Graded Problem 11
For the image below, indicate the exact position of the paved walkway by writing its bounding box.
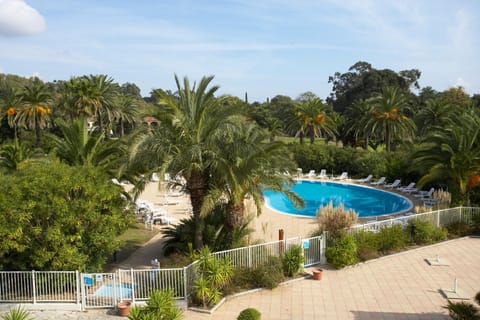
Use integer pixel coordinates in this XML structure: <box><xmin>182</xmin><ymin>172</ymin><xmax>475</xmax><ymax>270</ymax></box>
<box><xmin>2</xmin><ymin>237</ymin><xmax>479</xmax><ymax>319</ymax></box>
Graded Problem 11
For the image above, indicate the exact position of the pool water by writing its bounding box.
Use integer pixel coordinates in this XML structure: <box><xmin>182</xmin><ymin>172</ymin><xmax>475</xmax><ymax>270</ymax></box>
<box><xmin>94</xmin><ymin>283</ymin><xmax>133</xmax><ymax>299</ymax></box>
<box><xmin>264</xmin><ymin>180</ymin><xmax>412</xmax><ymax>218</ymax></box>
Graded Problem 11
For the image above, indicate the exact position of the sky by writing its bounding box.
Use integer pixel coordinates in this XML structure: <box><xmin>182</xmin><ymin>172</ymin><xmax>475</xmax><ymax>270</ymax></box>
<box><xmin>0</xmin><ymin>0</ymin><xmax>479</xmax><ymax>102</ymax></box>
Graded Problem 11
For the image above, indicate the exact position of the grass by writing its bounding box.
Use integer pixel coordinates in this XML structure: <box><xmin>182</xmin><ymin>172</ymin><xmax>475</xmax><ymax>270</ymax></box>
<box><xmin>110</xmin><ymin>223</ymin><xmax>160</xmax><ymax>265</ymax></box>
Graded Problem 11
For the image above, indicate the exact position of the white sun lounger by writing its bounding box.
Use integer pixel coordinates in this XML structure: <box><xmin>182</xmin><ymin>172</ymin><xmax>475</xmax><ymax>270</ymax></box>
<box><xmin>333</xmin><ymin>172</ymin><xmax>348</xmax><ymax>180</ymax></box>
<box><xmin>358</xmin><ymin>174</ymin><xmax>373</xmax><ymax>183</ymax></box>
<box><xmin>371</xmin><ymin>177</ymin><xmax>386</xmax><ymax>185</ymax></box>
<box><xmin>385</xmin><ymin>179</ymin><xmax>401</xmax><ymax>188</ymax></box>
<box><xmin>317</xmin><ymin>169</ymin><xmax>328</xmax><ymax>179</ymax></box>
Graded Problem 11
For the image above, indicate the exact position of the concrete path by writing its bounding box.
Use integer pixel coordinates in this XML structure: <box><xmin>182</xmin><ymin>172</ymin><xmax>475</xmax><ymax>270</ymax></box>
<box><xmin>2</xmin><ymin>237</ymin><xmax>479</xmax><ymax>319</ymax></box>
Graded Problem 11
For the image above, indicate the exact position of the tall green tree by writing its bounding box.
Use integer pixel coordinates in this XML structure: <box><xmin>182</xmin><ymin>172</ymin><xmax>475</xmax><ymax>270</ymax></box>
<box><xmin>412</xmin><ymin>114</ymin><xmax>480</xmax><ymax>205</ymax></box>
<box><xmin>130</xmin><ymin>75</ymin><xmax>239</xmax><ymax>249</ymax></box>
<box><xmin>345</xmin><ymin>99</ymin><xmax>374</xmax><ymax>149</ymax></box>
<box><xmin>15</xmin><ymin>79</ymin><xmax>52</xmax><ymax>148</ymax></box>
<box><xmin>366</xmin><ymin>86</ymin><xmax>416</xmax><ymax>153</ymax></box>
<box><xmin>415</xmin><ymin>98</ymin><xmax>459</xmax><ymax>136</ymax></box>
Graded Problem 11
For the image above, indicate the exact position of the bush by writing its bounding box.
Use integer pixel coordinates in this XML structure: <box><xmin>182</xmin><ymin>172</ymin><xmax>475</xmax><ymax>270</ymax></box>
<box><xmin>237</xmin><ymin>308</ymin><xmax>261</xmax><ymax>320</ymax></box>
<box><xmin>354</xmin><ymin>230</ymin><xmax>380</xmax><ymax>261</ymax></box>
<box><xmin>0</xmin><ymin>306</ymin><xmax>33</xmax><ymax>320</ymax></box>
<box><xmin>407</xmin><ymin>220</ymin><xmax>448</xmax><ymax>245</ymax></box>
<box><xmin>445</xmin><ymin>221</ymin><xmax>473</xmax><ymax>237</ymax></box>
<box><xmin>282</xmin><ymin>245</ymin><xmax>304</xmax><ymax>277</ymax></box>
<box><xmin>127</xmin><ymin>289</ymin><xmax>183</xmax><ymax>320</ymax></box>
<box><xmin>326</xmin><ymin>235</ymin><xmax>358</xmax><ymax>269</ymax></box>
<box><xmin>251</xmin><ymin>256</ymin><xmax>284</xmax><ymax>289</ymax></box>
<box><xmin>376</xmin><ymin>225</ymin><xmax>407</xmax><ymax>253</ymax></box>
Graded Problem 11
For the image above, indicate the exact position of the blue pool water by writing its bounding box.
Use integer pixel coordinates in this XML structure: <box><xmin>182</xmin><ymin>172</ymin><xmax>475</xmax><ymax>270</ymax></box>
<box><xmin>264</xmin><ymin>180</ymin><xmax>412</xmax><ymax>218</ymax></box>
<box><xmin>94</xmin><ymin>283</ymin><xmax>133</xmax><ymax>299</ymax></box>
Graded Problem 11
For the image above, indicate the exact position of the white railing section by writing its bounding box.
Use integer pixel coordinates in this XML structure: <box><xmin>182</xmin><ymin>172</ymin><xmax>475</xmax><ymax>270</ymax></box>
<box><xmin>0</xmin><ymin>206</ymin><xmax>478</xmax><ymax>310</ymax></box>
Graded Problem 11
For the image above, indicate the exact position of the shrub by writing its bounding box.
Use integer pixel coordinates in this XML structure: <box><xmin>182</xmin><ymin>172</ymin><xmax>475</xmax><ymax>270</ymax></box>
<box><xmin>282</xmin><ymin>245</ymin><xmax>304</xmax><ymax>277</ymax></box>
<box><xmin>376</xmin><ymin>225</ymin><xmax>407</xmax><ymax>253</ymax></box>
<box><xmin>0</xmin><ymin>307</ymin><xmax>33</xmax><ymax>320</ymax></box>
<box><xmin>127</xmin><ymin>289</ymin><xmax>183</xmax><ymax>320</ymax></box>
<box><xmin>251</xmin><ymin>256</ymin><xmax>284</xmax><ymax>289</ymax></box>
<box><xmin>445</xmin><ymin>221</ymin><xmax>473</xmax><ymax>237</ymax></box>
<box><xmin>354</xmin><ymin>230</ymin><xmax>380</xmax><ymax>261</ymax></box>
<box><xmin>407</xmin><ymin>220</ymin><xmax>448</xmax><ymax>245</ymax></box>
<box><xmin>326</xmin><ymin>235</ymin><xmax>358</xmax><ymax>269</ymax></box>
<box><xmin>237</xmin><ymin>308</ymin><xmax>261</xmax><ymax>320</ymax></box>
<box><xmin>317</xmin><ymin>201</ymin><xmax>358</xmax><ymax>240</ymax></box>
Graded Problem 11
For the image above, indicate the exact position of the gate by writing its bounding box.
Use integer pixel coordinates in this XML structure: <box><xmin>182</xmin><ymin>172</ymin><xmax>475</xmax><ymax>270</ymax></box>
<box><xmin>81</xmin><ymin>272</ymin><xmax>121</xmax><ymax>309</ymax></box>
<box><xmin>302</xmin><ymin>234</ymin><xmax>326</xmax><ymax>266</ymax></box>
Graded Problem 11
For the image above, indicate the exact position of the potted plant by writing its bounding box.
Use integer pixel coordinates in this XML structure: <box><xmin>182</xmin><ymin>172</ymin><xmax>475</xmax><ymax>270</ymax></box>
<box><xmin>312</xmin><ymin>268</ymin><xmax>323</xmax><ymax>281</ymax></box>
<box><xmin>117</xmin><ymin>300</ymin><xmax>132</xmax><ymax>316</ymax></box>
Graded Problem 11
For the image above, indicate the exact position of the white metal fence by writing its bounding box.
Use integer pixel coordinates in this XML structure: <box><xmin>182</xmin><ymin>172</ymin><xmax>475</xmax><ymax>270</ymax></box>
<box><xmin>0</xmin><ymin>206</ymin><xmax>477</xmax><ymax>310</ymax></box>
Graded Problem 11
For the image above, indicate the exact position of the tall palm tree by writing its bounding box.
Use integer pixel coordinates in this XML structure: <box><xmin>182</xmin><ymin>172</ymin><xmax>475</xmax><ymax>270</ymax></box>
<box><xmin>263</xmin><ymin>117</ymin><xmax>283</xmax><ymax>142</ymax></box>
<box><xmin>366</xmin><ymin>86</ymin><xmax>416</xmax><ymax>153</ymax></box>
<box><xmin>202</xmin><ymin>122</ymin><xmax>302</xmax><ymax>230</ymax></box>
<box><xmin>345</xmin><ymin>99</ymin><xmax>375</xmax><ymax>149</ymax></box>
<box><xmin>0</xmin><ymin>82</ymin><xmax>23</xmax><ymax>139</ymax></box>
<box><xmin>412</xmin><ymin>114</ymin><xmax>480</xmax><ymax>204</ymax></box>
<box><xmin>15</xmin><ymin>79</ymin><xmax>52</xmax><ymax>148</ymax></box>
<box><xmin>111</xmin><ymin>93</ymin><xmax>139</xmax><ymax>137</ymax></box>
<box><xmin>130</xmin><ymin>75</ymin><xmax>239</xmax><ymax>249</ymax></box>
<box><xmin>295</xmin><ymin>98</ymin><xmax>336</xmax><ymax>144</ymax></box>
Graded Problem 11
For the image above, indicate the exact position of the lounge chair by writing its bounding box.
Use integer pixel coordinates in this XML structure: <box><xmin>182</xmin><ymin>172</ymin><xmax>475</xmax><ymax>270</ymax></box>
<box><xmin>414</xmin><ymin>187</ymin><xmax>435</xmax><ymax>199</ymax></box>
<box><xmin>305</xmin><ymin>170</ymin><xmax>316</xmax><ymax>178</ymax></box>
<box><xmin>162</xmin><ymin>195</ymin><xmax>181</xmax><ymax>205</ymax></box>
<box><xmin>397</xmin><ymin>182</ymin><xmax>416</xmax><ymax>192</ymax></box>
<box><xmin>317</xmin><ymin>169</ymin><xmax>328</xmax><ymax>179</ymax></box>
<box><xmin>371</xmin><ymin>177</ymin><xmax>386</xmax><ymax>185</ymax></box>
<box><xmin>333</xmin><ymin>172</ymin><xmax>348</xmax><ymax>180</ymax></box>
<box><xmin>358</xmin><ymin>174</ymin><xmax>373</xmax><ymax>183</ymax></box>
<box><xmin>385</xmin><ymin>179</ymin><xmax>401</xmax><ymax>189</ymax></box>
<box><xmin>151</xmin><ymin>173</ymin><xmax>160</xmax><ymax>182</ymax></box>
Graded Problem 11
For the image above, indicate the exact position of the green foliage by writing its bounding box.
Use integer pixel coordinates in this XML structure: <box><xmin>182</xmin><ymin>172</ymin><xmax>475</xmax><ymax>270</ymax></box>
<box><xmin>0</xmin><ymin>162</ymin><xmax>131</xmax><ymax>271</ymax></box>
<box><xmin>444</xmin><ymin>299</ymin><xmax>480</xmax><ymax>320</ymax></box>
<box><xmin>445</xmin><ymin>221</ymin><xmax>473</xmax><ymax>237</ymax></box>
<box><xmin>191</xmin><ymin>247</ymin><xmax>233</xmax><ymax>308</ymax></box>
<box><xmin>250</xmin><ymin>256</ymin><xmax>285</xmax><ymax>289</ymax></box>
<box><xmin>376</xmin><ymin>225</ymin><xmax>407</xmax><ymax>253</ymax></box>
<box><xmin>162</xmin><ymin>204</ymin><xmax>253</xmax><ymax>256</ymax></box>
<box><xmin>0</xmin><ymin>307</ymin><xmax>33</xmax><ymax>320</ymax></box>
<box><xmin>127</xmin><ymin>289</ymin><xmax>183</xmax><ymax>320</ymax></box>
<box><xmin>354</xmin><ymin>230</ymin><xmax>380</xmax><ymax>261</ymax></box>
<box><xmin>282</xmin><ymin>245</ymin><xmax>304</xmax><ymax>277</ymax></box>
<box><xmin>237</xmin><ymin>308</ymin><xmax>262</xmax><ymax>320</ymax></box>
<box><xmin>407</xmin><ymin>220</ymin><xmax>448</xmax><ymax>245</ymax></box>
<box><xmin>326</xmin><ymin>235</ymin><xmax>358</xmax><ymax>269</ymax></box>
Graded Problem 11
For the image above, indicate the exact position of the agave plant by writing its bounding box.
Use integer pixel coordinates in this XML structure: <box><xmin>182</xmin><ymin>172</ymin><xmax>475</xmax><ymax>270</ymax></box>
<box><xmin>0</xmin><ymin>307</ymin><xmax>33</xmax><ymax>320</ymax></box>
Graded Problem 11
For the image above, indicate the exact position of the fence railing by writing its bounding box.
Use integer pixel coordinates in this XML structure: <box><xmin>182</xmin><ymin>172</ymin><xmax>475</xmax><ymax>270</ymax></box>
<box><xmin>1</xmin><ymin>206</ymin><xmax>477</xmax><ymax>310</ymax></box>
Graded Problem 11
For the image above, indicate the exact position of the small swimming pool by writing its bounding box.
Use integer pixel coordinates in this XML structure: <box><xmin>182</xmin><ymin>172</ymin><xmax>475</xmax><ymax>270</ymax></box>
<box><xmin>264</xmin><ymin>180</ymin><xmax>412</xmax><ymax>218</ymax></box>
<box><xmin>94</xmin><ymin>283</ymin><xmax>132</xmax><ymax>299</ymax></box>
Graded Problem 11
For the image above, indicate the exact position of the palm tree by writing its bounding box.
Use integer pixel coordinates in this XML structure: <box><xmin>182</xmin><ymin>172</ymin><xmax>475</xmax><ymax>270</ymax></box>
<box><xmin>15</xmin><ymin>78</ymin><xmax>52</xmax><ymax>148</ymax></box>
<box><xmin>412</xmin><ymin>114</ymin><xmax>480</xmax><ymax>204</ymax></box>
<box><xmin>202</xmin><ymin>122</ymin><xmax>302</xmax><ymax>230</ymax></box>
<box><xmin>111</xmin><ymin>93</ymin><xmax>139</xmax><ymax>137</ymax></box>
<box><xmin>0</xmin><ymin>139</ymin><xmax>36</xmax><ymax>171</ymax></box>
<box><xmin>345</xmin><ymin>99</ymin><xmax>374</xmax><ymax>149</ymax></box>
<box><xmin>0</xmin><ymin>82</ymin><xmax>23</xmax><ymax>139</ymax></box>
<box><xmin>295</xmin><ymin>98</ymin><xmax>336</xmax><ymax>144</ymax></box>
<box><xmin>415</xmin><ymin>98</ymin><xmax>459</xmax><ymax>136</ymax></box>
<box><xmin>49</xmin><ymin>118</ymin><xmax>126</xmax><ymax>174</ymax></box>
<box><xmin>263</xmin><ymin>117</ymin><xmax>283</xmax><ymax>142</ymax></box>
<box><xmin>366</xmin><ymin>86</ymin><xmax>416</xmax><ymax>153</ymax></box>
<box><xmin>129</xmin><ymin>75</ymin><xmax>239</xmax><ymax>249</ymax></box>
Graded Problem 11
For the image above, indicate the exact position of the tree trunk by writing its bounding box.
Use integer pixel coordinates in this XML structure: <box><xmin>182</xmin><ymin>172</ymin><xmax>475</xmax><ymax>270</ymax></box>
<box><xmin>226</xmin><ymin>201</ymin><xmax>245</xmax><ymax>230</ymax></box>
<box><xmin>35</xmin><ymin>117</ymin><xmax>41</xmax><ymax>148</ymax></box>
<box><xmin>187</xmin><ymin>171</ymin><xmax>207</xmax><ymax>249</ymax></box>
<box><xmin>299</xmin><ymin>132</ymin><xmax>304</xmax><ymax>145</ymax></box>
<box><xmin>385</xmin><ymin>125</ymin><xmax>390</xmax><ymax>153</ymax></box>
<box><xmin>310</xmin><ymin>130</ymin><xmax>315</xmax><ymax>145</ymax></box>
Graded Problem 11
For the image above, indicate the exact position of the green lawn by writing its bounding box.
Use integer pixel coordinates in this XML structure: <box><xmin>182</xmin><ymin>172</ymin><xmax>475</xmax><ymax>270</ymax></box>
<box><xmin>111</xmin><ymin>223</ymin><xmax>160</xmax><ymax>264</ymax></box>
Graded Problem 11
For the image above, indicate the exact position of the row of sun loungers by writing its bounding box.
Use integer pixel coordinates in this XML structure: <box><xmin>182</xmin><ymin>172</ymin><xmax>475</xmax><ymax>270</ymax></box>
<box><xmin>299</xmin><ymin>169</ymin><xmax>348</xmax><ymax>180</ymax></box>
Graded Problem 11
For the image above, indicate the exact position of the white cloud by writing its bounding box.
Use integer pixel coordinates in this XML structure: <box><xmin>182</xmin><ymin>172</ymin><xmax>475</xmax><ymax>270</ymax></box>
<box><xmin>0</xmin><ymin>0</ymin><xmax>46</xmax><ymax>36</ymax></box>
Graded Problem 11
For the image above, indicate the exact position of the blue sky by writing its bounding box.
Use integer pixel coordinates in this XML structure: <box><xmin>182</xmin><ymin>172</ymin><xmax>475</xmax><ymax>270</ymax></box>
<box><xmin>0</xmin><ymin>0</ymin><xmax>479</xmax><ymax>102</ymax></box>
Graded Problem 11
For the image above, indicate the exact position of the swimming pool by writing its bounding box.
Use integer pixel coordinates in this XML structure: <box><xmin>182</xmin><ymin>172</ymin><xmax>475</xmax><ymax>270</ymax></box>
<box><xmin>94</xmin><ymin>283</ymin><xmax>133</xmax><ymax>299</ymax></box>
<box><xmin>264</xmin><ymin>180</ymin><xmax>413</xmax><ymax>218</ymax></box>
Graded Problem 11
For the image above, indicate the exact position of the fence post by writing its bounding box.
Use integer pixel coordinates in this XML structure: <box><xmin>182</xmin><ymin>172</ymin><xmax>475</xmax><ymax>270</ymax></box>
<box><xmin>320</xmin><ymin>232</ymin><xmax>327</xmax><ymax>264</ymax></box>
<box><xmin>248</xmin><ymin>245</ymin><xmax>252</xmax><ymax>268</ymax></box>
<box><xmin>31</xmin><ymin>270</ymin><xmax>36</xmax><ymax>304</ymax></box>
<box><xmin>130</xmin><ymin>269</ymin><xmax>135</xmax><ymax>304</ymax></box>
<box><xmin>183</xmin><ymin>266</ymin><xmax>188</xmax><ymax>303</ymax></box>
<box><xmin>80</xmin><ymin>273</ymin><xmax>86</xmax><ymax>311</ymax></box>
<box><xmin>75</xmin><ymin>270</ymin><xmax>81</xmax><ymax>307</ymax></box>
<box><xmin>279</xmin><ymin>229</ymin><xmax>284</xmax><ymax>256</ymax></box>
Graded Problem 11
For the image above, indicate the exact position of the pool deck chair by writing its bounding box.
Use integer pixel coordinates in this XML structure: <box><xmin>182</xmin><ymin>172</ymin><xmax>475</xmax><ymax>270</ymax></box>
<box><xmin>385</xmin><ymin>179</ymin><xmax>401</xmax><ymax>189</ymax></box>
<box><xmin>414</xmin><ymin>187</ymin><xmax>435</xmax><ymax>199</ymax></box>
<box><xmin>398</xmin><ymin>182</ymin><xmax>417</xmax><ymax>193</ymax></box>
<box><xmin>317</xmin><ymin>169</ymin><xmax>328</xmax><ymax>179</ymax></box>
<box><xmin>305</xmin><ymin>170</ymin><xmax>316</xmax><ymax>178</ymax></box>
<box><xmin>358</xmin><ymin>174</ymin><xmax>373</xmax><ymax>183</ymax></box>
<box><xmin>371</xmin><ymin>177</ymin><xmax>386</xmax><ymax>186</ymax></box>
<box><xmin>334</xmin><ymin>172</ymin><xmax>348</xmax><ymax>180</ymax></box>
